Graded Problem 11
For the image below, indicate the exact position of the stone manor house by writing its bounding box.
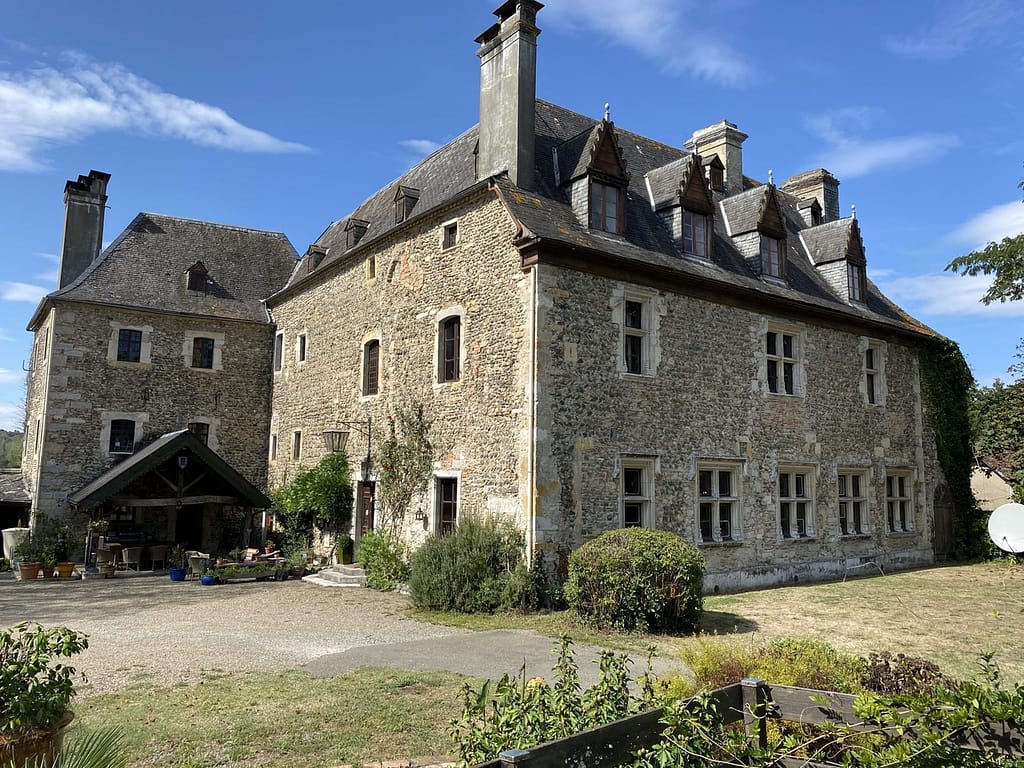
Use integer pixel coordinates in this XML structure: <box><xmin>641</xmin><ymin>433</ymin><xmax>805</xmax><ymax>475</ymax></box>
<box><xmin>20</xmin><ymin>1</ymin><xmax>954</xmax><ymax>591</ymax></box>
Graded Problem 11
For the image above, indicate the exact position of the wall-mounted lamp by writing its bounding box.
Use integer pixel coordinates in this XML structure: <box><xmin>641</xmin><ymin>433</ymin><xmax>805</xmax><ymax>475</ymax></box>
<box><xmin>323</xmin><ymin>416</ymin><xmax>373</xmax><ymax>474</ymax></box>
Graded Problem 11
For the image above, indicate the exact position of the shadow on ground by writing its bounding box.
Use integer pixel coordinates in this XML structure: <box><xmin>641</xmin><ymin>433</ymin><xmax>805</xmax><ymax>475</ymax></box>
<box><xmin>698</xmin><ymin>611</ymin><xmax>759</xmax><ymax>635</ymax></box>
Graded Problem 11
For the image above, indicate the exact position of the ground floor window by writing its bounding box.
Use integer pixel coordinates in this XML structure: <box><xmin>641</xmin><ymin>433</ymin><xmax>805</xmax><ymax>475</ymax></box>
<box><xmin>779</xmin><ymin>468</ymin><xmax>814</xmax><ymax>539</ymax></box>
<box><xmin>437</xmin><ymin>477</ymin><xmax>458</xmax><ymax>535</ymax></box>
<box><xmin>621</xmin><ymin>457</ymin><xmax>654</xmax><ymax>528</ymax></box>
<box><xmin>109</xmin><ymin>419</ymin><xmax>136</xmax><ymax>454</ymax></box>
<box><xmin>886</xmin><ymin>471</ymin><xmax>913</xmax><ymax>532</ymax></box>
<box><xmin>838</xmin><ymin>470</ymin><xmax>868</xmax><ymax>535</ymax></box>
<box><xmin>697</xmin><ymin>463</ymin><xmax>740</xmax><ymax>543</ymax></box>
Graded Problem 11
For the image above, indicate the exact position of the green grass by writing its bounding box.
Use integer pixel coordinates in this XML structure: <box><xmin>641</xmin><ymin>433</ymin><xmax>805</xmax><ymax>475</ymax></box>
<box><xmin>73</xmin><ymin>667</ymin><xmax>480</xmax><ymax>768</ymax></box>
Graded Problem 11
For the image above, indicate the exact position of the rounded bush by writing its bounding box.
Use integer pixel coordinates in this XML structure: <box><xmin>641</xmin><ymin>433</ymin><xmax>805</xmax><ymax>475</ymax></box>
<box><xmin>564</xmin><ymin>528</ymin><xmax>704</xmax><ymax>633</ymax></box>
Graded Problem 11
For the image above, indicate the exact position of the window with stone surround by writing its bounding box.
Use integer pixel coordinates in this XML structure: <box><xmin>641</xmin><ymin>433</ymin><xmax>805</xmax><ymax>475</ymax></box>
<box><xmin>765</xmin><ymin>326</ymin><xmax>802</xmax><ymax>396</ymax></box>
<box><xmin>885</xmin><ymin>469</ymin><xmax>914</xmax><ymax>533</ymax></box>
<box><xmin>621</xmin><ymin>457</ymin><xmax>655</xmax><ymax>528</ymax></box>
<box><xmin>273</xmin><ymin>332</ymin><xmax>284</xmax><ymax>373</ymax></box>
<box><xmin>864</xmin><ymin>341</ymin><xmax>885</xmax><ymax>406</ymax></box>
<box><xmin>435</xmin><ymin>308</ymin><xmax>464</xmax><ymax>385</ymax></box>
<box><xmin>191</xmin><ymin>337</ymin><xmax>215</xmax><ymax>369</ymax></box>
<box><xmin>108</xmin><ymin>419</ymin><xmax>136</xmax><ymax>454</ymax></box>
<box><xmin>442</xmin><ymin>220</ymin><xmax>458</xmax><ymax>250</ymax></box>
<box><xmin>292</xmin><ymin>431</ymin><xmax>302</xmax><ymax>461</ymax></box>
<box><xmin>778</xmin><ymin>466</ymin><xmax>814</xmax><ymax>539</ymax></box>
<box><xmin>187</xmin><ymin>421</ymin><xmax>210</xmax><ymax>445</ymax></box>
<box><xmin>682</xmin><ymin>210</ymin><xmax>709</xmax><ymax>259</ymax></box>
<box><xmin>363</xmin><ymin>339</ymin><xmax>380</xmax><ymax>396</ymax></box>
<box><xmin>269</xmin><ymin>433</ymin><xmax>278</xmax><ymax>461</ymax></box>
<box><xmin>838</xmin><ymin>469</ymin><xmax>868</xmax><ymax>536</ymax></box>
<box><xmin>436</xmin><ymin>476</ymin><xmax>458</xmax><ymax>535</ymax></box>
<box><xmin>697</xmin><ymin>462</ymin><xmax>741</xmax><ymax>544</ymax></box>
<box><xmin>296</xmin><ymin>332</ymin><xmax>307</xmax><ymax>364</ymax></box>
<box><xmin>116</xmin><ymin>329</ymin><xmax>143</xmax><ymax>363</ymax></box>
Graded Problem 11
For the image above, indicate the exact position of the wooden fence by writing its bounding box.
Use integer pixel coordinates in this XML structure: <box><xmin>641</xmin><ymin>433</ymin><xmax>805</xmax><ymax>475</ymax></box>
<box><xmin>476</xmin><ymin>678</ymin><xmax>1024</xmax><ymax>768</ymax></box>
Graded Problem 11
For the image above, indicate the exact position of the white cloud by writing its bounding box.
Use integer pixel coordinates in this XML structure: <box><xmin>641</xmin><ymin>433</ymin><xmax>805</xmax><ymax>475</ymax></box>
<box><xmin>873</xmin><ymin>271</ymin><xmax>1024</xmax><ymax>318</ymax></box>
<box><xmin>806</xmin><ymin>108</ymin><xmax>958</xmax><ymax>178</ymax></box>
<box><xmin>947</xmin><ymin>200</ymin><xmax>1024</xmax><ymax>251</ymax></box>
<box><xmin>543</xmin><ymin>0</ymin><xmax>755</xmax><ymax>88</ymax></box>
<box><xmin>0</xmin><ymin>54</ymin><xmax>310</xmax><ymax>171</ymax></box>
<box><xmin>886</xmin><ymin>0</ymin><xmax>1019</xmax><ymax>60</ymax></box>
<box><xmin>0</xmin><ymin>369</ymin><xmax>23</xmax><ymax>384</ymax></box>
<box><xmin>0</xmin><ymin>281</ymin><xmax>47</xmax><ymax>303</ymax></box>
<box><xmin>399</xmin><ymin>139</ymin><xmax>442</xmax><ymax>156</ymax></box>
<box><xmin>0</xmin><ymin>329</ymin><xmax>13</xmax><ymax>342</ymax></box>
<box><xmin>0</xmin><ymin>401</ymin><xmax>23</xmax><ymax>431</ymax></box>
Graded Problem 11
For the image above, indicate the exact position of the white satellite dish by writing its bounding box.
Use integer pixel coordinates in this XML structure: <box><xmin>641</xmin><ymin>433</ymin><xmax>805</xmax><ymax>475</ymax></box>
<box><xmin>988</xmin><ymin>503</ymin><xmax>1024</xmax><ymax>554</ymax></box>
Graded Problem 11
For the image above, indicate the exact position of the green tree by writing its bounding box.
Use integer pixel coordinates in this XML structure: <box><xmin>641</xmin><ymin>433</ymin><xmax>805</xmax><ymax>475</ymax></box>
<box><xmin>272</xmin><ymin>452</ymin><xmax>354</xmax><ymax>549</ymax></box>
<box><xmin>0</xmin><ymin>430</ymin><xmax>23</xmax><ymax>468</ymax></box>
<box><xmin>970</xmin><ymin>377</ymin><xmax>1024</xmax><ymax>500</ymax></box>
<box><xmin>376</xmin><ymin>403</ymin><xmax>433</xmax><ymax>537</ymax></box>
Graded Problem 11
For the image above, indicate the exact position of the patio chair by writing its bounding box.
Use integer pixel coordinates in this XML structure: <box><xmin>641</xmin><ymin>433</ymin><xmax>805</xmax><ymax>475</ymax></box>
<box><xmin>187</xmin><ymin>552</ymin><xmax>209</xmax><ymax>580</ymax></box>
<box><xmin>95</xmin><ymin>548</ymin><xmax>113</xmax><ymax>567</ymax></box>
<box><xmin>148</xmin><ymin>544</ymin><xmax>168</xmax><ymax>570</ymax></box>
<box><xmin>122</xmin><ymin>546</ymin><xmax>144</xmax><ymax>571</ymax></box>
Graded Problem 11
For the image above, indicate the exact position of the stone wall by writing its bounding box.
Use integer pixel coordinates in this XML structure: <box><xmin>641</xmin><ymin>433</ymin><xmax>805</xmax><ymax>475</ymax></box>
<box><xmin>533</xmin><ymin>264</ymin><xmax>940</xmax><ymax>592</ymax></box>
<box><xmin>29</xmin><ymin>303</ymin><xmax>275</xmax><ymax>523</ymax></box>
<box><xmin>268</xmin><ymin>191</ymin><xmax>532</xmax><ymax>547</ymax></box>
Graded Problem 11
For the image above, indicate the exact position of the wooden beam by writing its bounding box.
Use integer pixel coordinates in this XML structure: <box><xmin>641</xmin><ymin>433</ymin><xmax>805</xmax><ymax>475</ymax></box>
<box><xmin>107</xmin><ymin>495</ymin><xmax>242</xmax><ymax>507</ymax></box>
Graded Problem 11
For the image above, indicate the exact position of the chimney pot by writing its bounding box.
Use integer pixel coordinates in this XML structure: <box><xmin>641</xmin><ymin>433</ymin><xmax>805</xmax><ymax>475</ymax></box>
<box><xmin>57</xmin><ymin>170</ymin><xmax>110</xmax><ymax>289</ymax></box>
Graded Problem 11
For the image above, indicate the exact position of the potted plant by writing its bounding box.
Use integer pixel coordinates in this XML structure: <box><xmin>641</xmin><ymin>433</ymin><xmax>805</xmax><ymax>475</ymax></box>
<box><xmin>200</xmin><ymin>567</ymin><xmax>217</xmax><ymax>586</ymax></box>
<box><xmin>286</xmin><ymin>549</ymin><xmax>307</xmax><ymax>578</ymax></box>
<box><xmin>53</xmin><ymin>527</ymin><xmax>75</xmax><ymax>578</ymax></box>
<box><xmin>13</xmin><ymin>536</ymin><xmax>45</xmax><ymax>581</ymax></box>
<box><xmin>0</xmin><ymin>622</ymin><xmax>88</xmax><ymax>767</ymax></box>
<box><xmin>264</xmin><ymin>539</ymin><xmax>276</xmax><ymax>555</ymax></box>
<box><xmin>168</xmin><ymin>545</ymin><xmax>188</xmax><ymax>581</ymax></box>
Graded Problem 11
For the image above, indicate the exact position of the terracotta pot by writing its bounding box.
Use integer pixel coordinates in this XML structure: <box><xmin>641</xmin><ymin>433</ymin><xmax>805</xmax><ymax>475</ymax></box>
<box><xmin>17</xmin><ymin>561</ymin><xmax>41</xmax><ymax>580</ymax></box>
<box><xmin>56</xmin><ymin>562</ymin><xmax>76</xmax><ymax>578</ymax></box>
<box><xmin>0</xmin><ymin>710</ymin><xmax>74</xmax><ymax>768</ymax></box>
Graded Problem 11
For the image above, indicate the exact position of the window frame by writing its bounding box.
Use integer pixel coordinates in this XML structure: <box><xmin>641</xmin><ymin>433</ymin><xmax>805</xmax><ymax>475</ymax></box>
<box><xmin>362</xmin><ymin>338</ymin><xmax>380</xmax><ymax>396</ymax></box>
<box><xmin>269</xmin><ymin>433</ymin><xmax>278</xmax><ymax>462</ymax></box>
<box><xmin>848</xmin><ymin>262</ymin><xmax>866</xmax><ymax>304</ymax></box>
<box><xmin>696</xmin><ymin>462</ymin><xmax>741</xmax><ymax>544</ymax></box>
<box><xmin>778</xmin><ymin>466</ymin><xmax>815</xmax><ymax>540</ymax></box>
<box><xmin>190</xmin><ymin>336</ymin><xmax>215</xmax><ymax>369</ymax></box>
<box><xmin>187</xmin><ymin>421</ymin><xmax>210</xmax><ymax>445</ymax></box>
<box><xmin>765</xmin><ymin>326</ymin><xmax>802</xmax><ymax>396</ymax></box>
<box><xmin>614</xmin><ymin>288</ymin><xmax>660</xmax><ymax>379</ymax></box>
<box><xmin>838</xmin><ymin>469</ymin><xmax>869</xmax><ymax>536</ymax></box>
<box><xmin>108</xmin><ymin>419</ymin><xmax>136</xmax><ymax>455</ymax></box>
<box><xmin>291</xmin><ymin>431</ymin><xmax>302</xmax><ymax>461</ymax></box>
<box><xmin>620</xmin><ymin>457</ymin><xmax>655</xmax><ymax>528</ymax></box>
<box><xmin>296</xmin><ymin>332</ymin><xmax>307</xmax><ymax>365</ymax></box>
<box><xmin>589</xmin><ymin>179</ymin><xmax>623</xmax><ymax>234</ymax></box>
<box><xmin>442</xmin><ymin>220</ymin><xmax>459</xmax><ymax>250</ymax></box>
<box><xmin>116</xmin><ymin>328</ymin><xmax>143</xmax><ymax>363</ymax></box>
<box><xmin>682</xmin><ymin>210</ymin><xmax>710</xmax><ymax>259</ymax></box>
<box><xmin>864</xmin><ymin>340</ymin><xmax>885</xmax><ymax>406</ymax></box>
<box><xmin>435</xmin><ymin>308</ymin><xmax>465</xmax><ymax>386</ymax></box>
<box><xmin>885</xmin><ymin>469</ymin><xmax>914</xmax><ymax>533</ymax></box>
<box><xmin>435</xmin><ymin>475</ymin><xmax>459</xmax><ymax>535</ymax></box>
<box><xmin>760</xmin><ymin>234</ymin><xmax>786</xmax><ymax>280</ymax></box>
<box><xmin>273</xmin><ymin>332</ymin><xmax>284</xmax><ymax>373</ymax></box>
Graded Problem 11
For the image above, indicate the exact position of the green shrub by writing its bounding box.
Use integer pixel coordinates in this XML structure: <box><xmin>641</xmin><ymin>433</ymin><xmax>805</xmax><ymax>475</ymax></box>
<box><xmin>757</xmin><ymin>637</ymin><xmax>865</xmax><ymax>692</ymax></box>
<box><xmin>357</xmin><ymin>531</ymin><xmax>409</xmax><ymax>591</ymax></box>
<box><xmin>409</xmin><ymin>516</ymin><xmax>529</xmax><ymax>613</ymax></box>
<box><xmin>563</xmin><ymin>528</ymin><xmax>704</xmax><ymax>633</ymax></box>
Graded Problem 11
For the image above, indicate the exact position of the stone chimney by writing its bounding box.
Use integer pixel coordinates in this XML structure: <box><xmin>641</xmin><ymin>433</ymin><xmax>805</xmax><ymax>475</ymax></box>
<box><xmin>476</xmin><ymin>0</ymin><xmax>542</xmax><ymax>190</ymax></box>
<box><xmin>781</xmin><ymin>168</ymin><xmax>840</xmax><ymax>223</ymax></box>
<box><xmin>58</xmin><ymin>170</ymin><xmax>110</xmax><ymax>289</ymax></box>
<box><xmin>685</xmin><ymin>121</ymin><xmax>747</xmax><ymax>195</ymax></box>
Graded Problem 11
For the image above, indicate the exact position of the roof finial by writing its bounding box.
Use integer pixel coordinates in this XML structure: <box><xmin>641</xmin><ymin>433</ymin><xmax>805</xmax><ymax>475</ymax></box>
<box><xmin>768</xmin><ymin>169</ymin><xmax>774</xmax><ymax>186</ymax></box>
<box><xmin>851</xmin><ymin>204</ymin><xmax>857</xmax><ymax>220</ymax></box>
<box><xmin>604</xmin><ymin>102</ymin><xmax>610</xmax><ymax>122</ymax></box>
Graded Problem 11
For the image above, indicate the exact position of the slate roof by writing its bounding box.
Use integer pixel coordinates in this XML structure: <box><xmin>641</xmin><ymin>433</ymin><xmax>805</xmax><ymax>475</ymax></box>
<box><xmin>276</xmin><ymin>99</ymin><xmax>934</xmax><ymax>339</ymax></box>
<box><xmin>801</xmin><ymin>218</ymin><xmax>858</xmax><ymax>266</ymax></box>
<box><xmin>645</xmin><ymin>157</ymin><xmax>691</xmax><ymax>211</ymax></box>
<box><xmin>0</xmin><ymin>469</ymin><xmax>29</xmax><ymax>505</ymax></box>
<box><xmin>31</xmin><ymin>214</ymin><xmax>298</xmax><ymax>329</ymax></box>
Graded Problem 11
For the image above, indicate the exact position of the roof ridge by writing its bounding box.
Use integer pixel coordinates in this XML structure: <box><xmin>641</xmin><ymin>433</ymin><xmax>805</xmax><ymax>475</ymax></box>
<box><xmin>138</xmin><ymin>212</ymin><xmax>291</xmax><ymax>239</ymax></box>
<box><xmin>537</xmin><ymin>98</ymin><xmax>683</xmax><ymax>157</ymax></box>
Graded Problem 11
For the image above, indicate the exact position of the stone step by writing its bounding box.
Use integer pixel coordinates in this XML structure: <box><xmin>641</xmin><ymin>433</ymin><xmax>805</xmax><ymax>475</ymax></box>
<box><xmin>304</xmin><ymin>564</ymin><xmax>366</xmax><ymax>588</ymax></box>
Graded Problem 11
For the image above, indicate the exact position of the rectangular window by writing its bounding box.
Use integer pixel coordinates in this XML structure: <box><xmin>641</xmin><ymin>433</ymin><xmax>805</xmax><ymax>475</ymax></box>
<box><xmin>779</xmin><ymin>469</ymin><xmax>814</xmax><ymax>539</ymax></box>
<box><xmin>187</xmin><ymin>422</ymin><xmax>210</xmax><ymax>445</ymax></box>
<box><xmin>269</xmin><ymin>433</ymin><xmax>278</xmax><ymax>461</ymax></box>
<box><xmin>116</xmin><ymin>329</ymin><xmax>143</xmax><ymax>363</ymax></box>
<box><xmin>864</xmin><ymin>342</ymin><xmax>884</xmax><ymax>406</ymax></box>
<box><xmin>697</xmin><ymin>464</ymin><xmax>740</xmax><ymax>543</ymax></box>
<box><xmin>761</xmin><ymin>235</ymin><xmax>784</xmax><ymax>279</ymax></box>
<box><xmin>442</xmin><ymin>221</ymin><xmax>458</xmax><ymax>250</ymax></box>
<box><xmin>292</xmin><ymin>431</ymin><xmax>302</xmax><ymax>461</ymax></box>
<box><xmin>838</xmin><ymin>471</ymin><xmax>867</xmax><ymax>535</ymax></box>
<box><xmin>623</xmin><ymin>300</ymin><xmax>646</xmax><ymax>375</ymax></box>
<box><xmin>297</xmin><ymin>333</ymin><xmax>307</xmax><ymax>364</ymax></box>
<box><xmin>439</xmin><ymin>316</ymin><xmax>461</xmax><ymax>383</ymax></box>
<box><xmin>682</xmin><ymin>211</ymin><xmax>708</xmax><ymax>259</ymax></box>
<box><xmin>366</xmin><ymin>255</ymin><xmax>377</xmax><ymax>280</ymax></box>
<box><xmin>766</xmin><ymin>329</ymin><xmax>799</xmax><ymax>395</ymax></box>
<box><xmin>848</xmin><ymin>263</ymin><xmax>866</xmax><ymax>303</ymax></box>
<box><xmin>621</xmin><ymin>459</ymin><xmax>653</xmax><ymax>528</ymax></box>
<box><xmin>191</xmin><ymin>337</ymin><xmax>215</xmax><ymax>369</ymax></box>
<box><xmin>273</xmin><ymin>333</ymin><xmax>284</xmax><ymax>373</ymax></box>
<box><xmin>437</xmin><ymin>477</ymin><xmax>458</xmax><ymax>535</ymax></box>
<box><xmin>109</xmin><ymin>419</ymin><xmax>136</xmax><ymax>454</ymax></box>
<box><xmin>590</xmin><ymin>180</ymin><xmax>620</xmax><ymax>233</ymax></box>
<box><xmin>886</xmin><ymin>472</ymin><xmax>913</xmax><ymax>532</ymax></box>
<box><xmin>363</xmin><ymin>340</ymin><xmax>380</xmax><ymax>395</ymax></box>
<box><xmin>186</xmin><ymin>271</ymin><xmax>207</xmax><ymax>292</ymax></box>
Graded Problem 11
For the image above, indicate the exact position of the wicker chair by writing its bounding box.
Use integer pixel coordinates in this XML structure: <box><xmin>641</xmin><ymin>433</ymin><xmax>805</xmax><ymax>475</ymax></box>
<box><xmin>148</xmin><ymin>544</ymin><xmax>168</xmax><ymax>571</ymax></box>
<box><xmin>186</xmin><ymin>552</ymin><xmax>210</xmax><ymax>580</ymax></box>
<box><xmin>122</xmin><ymin>546</ymin><xmax>144</xmax><ymax>571</ymax></box>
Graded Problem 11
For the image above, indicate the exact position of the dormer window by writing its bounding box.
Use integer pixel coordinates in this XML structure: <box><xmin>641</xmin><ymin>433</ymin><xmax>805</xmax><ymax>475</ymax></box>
<box><xmin>848</xmin><ymin>262</ymin><xmax>866</xmax><ymax>304</ymax></box>
<box><xmin>394</xmin><ymin>187</ymin><xmax>420</xmax><ymax>224</ymax></box>
<box><xmin>345</xmin><ymin>219</ymin><xmax>369</xmax><ymax>250</ymax></box>
<box><xmin>761</xmin><ymin>234</ymin><xmax>785</xmax><ymax>280</ymax></box>
<box><xmin>683</xmin><ymin>211</ymin><xmax>709</xmax><ymax>259</ymax></box>
<box><xmin>703</xmin><ymin>155</ymin><xmax>725</xmax><ymax>192</ymax></box>
<box><xmin>590</xmin><ymin>179</ymin><xmax>622</xmax><ymax>234</ymax></box>
<box><xmin>185</xmin><ymin>261</ymin><xmax>208</xmax><ymax>293</ymax></box>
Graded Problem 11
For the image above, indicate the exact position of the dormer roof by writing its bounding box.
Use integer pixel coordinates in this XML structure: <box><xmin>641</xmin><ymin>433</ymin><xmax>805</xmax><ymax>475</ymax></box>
<box><xmin>645</xmin><ymin>153</ymin><xmax>714</xmax><ymax>214</ymax></box>
<box><xmin>720</xmin><ymin>184</ymin><xmax>785</xmax><ymax>237</ymax></box>
<box><xmin>554</xmin><ymin>119</ymin><xmax>629</xmax><ymax>186</ymax></box>
<box><xmin>801</xmin><ymin>218</ymin><xmax>864</xmax><ymax>266</ymax></box>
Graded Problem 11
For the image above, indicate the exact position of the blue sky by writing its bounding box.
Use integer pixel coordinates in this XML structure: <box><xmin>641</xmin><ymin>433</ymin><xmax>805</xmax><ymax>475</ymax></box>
<box><xmin>1</xmin><ymin>0</ymin><xmax>1022</xmax><ymax>431</ymax></box>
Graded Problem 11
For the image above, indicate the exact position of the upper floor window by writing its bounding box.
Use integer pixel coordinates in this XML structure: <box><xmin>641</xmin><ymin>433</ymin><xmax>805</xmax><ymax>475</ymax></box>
<box><xmin>838</xmin><ymin>470</ymin><xmax>868</xmax><ymax>536</ymax></box>
<box><xmin>269</xmin><ymin>433</ymin><xmax>279</xmax><ymax>461</ymax></box>
<box><xmin>188</xmin><ymin>421</ymin><xmax>210</xmax><ymax>445</ymax></box>
<box><xmin>614</xmin><ymin>289</ymin><xmax>659</xmax><ymax>378</ymax></box>
<box><xmin>766</xmin><ymin>329</ymin><xmax>800</xmax><ymax>396</ymax></box>
<box><xmin>191</xmin><ymin>337</ymin><xmax>215</xmax><ymax>369</ymax></box>
<box><xmin>117</xmin><ymin>329</ymin><xmax>143</xmax><ymax>363</ymax></box>
<box><xmin>697</xmin><ymin>463</ymin><xmax>740</xmax><ymax>544</ymax></box>
<box><xmin>779</xmin><ymin>468</ymin><xmax>814</xmax><ymax>539</ymax></box>
<box><xmin>864</xmin><ymin>342</ymin><xmax>885</xmax><ymax>406</ymax></box>
<box><xmin>590</xmin><ymin>180</ymin><xmax>622</xmax><ymax>234</ymax></box>
<box><xmin>761</xmin><ymin>235</ymin><xmax>785</xmax><ymax>279</ymax></box>
<box><xmin>848</xmin><ymin>263</ymin><xmax>866</xmax><ymax>304</ymax></box>
<box><xmin>886</xmin><ymin>471</ymin><xmax>913</xmax><ymax>533</ymax></box>
<box><xmin>363</xmin><ymin>339</ymin><xmax>380</xmax><ymax>396</ymax></box>
<box><xmin>442</xmin><ymin>221</ymin><xmax>458</xmax><ymax>250</ymax></box>
<box><xmin>273</xmin><ymin>333</ymin><xmax>284</xmax><ymax>373</ymax></box>
<box><xmin>292</xmin><ymin>431</ymin><xmax>302</xmax><ymax>461</ymax></box>
<box><xmin>296</xmin><ymin>333</ymin><xmax>307</xmax><ymax>364</ymax></box>
<box><xmin>682</xmin><ymin>211</ymin><xmax>709</xmax><ymax>259</ymax></box>
<box><xmin>623</xmin><ymin>300</ymin><xmax>646</xmax><ymax>374</ymax></box>
<box><xmin>109</xmin><ymin>419</ymin><xmax>136</xmax><ymax>454</ymax></box>
<box><xmin>436</xmin><ymin>476</ymin><xmax>458</xmax><ymax>535</ymax></box>
<box><xmin>621</xmin><ymin>458</ymin><xmax>654</xmax><ymax>528</ymax></box>
<box><xmin>439</xmin><ymin>316</ymin><xmax>461</xmax><ymax>383</ymax></box>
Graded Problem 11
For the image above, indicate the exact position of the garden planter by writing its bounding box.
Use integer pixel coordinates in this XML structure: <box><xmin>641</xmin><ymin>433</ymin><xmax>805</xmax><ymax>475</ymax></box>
<box><xmin>168</xmin><ymin>566</ymin><xmax>188</xmax><ymax>581</ymax></box>
<box><xmin>17</xmin><ymin>561</ymin><xmax>41</xmax><ymax>580</ymax></box>
<box><xmin>55</xmin><ymin>562</ymin><xmax>76</xmax><ymax>578</ymax></box>
<box><xmin>200</xmin><ymin>574</ymin><xmax>217</xmax><ymax>585</ymax></box>
<box><xmin>0</xmin><ymin>710</ymin><xmax>74</xmax><ymax>768</ymax></box>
